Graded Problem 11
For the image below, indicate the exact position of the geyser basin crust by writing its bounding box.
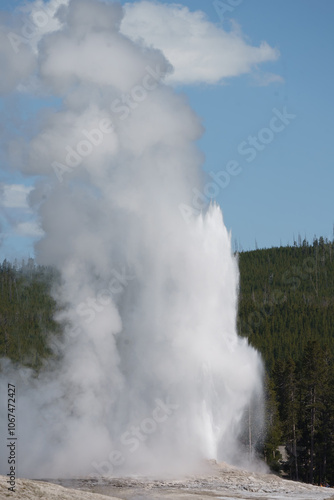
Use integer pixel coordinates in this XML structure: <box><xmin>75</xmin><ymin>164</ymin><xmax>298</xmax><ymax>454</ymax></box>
<box><xmin>2</xmin><ymin>462</ymin><xmax>333</xmax><ymax>500</ymax></box>
<box><xmin>0</xmin><ymin>475</ymin><xmax>121</xmax><ymax>500</ymax></box>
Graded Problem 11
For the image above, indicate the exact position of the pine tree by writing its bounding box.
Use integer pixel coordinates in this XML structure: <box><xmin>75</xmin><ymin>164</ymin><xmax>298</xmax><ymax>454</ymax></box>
<box><xmin>263</xmin><ymin>373</ymin><xmax>282</xmax><ymax>471</ymax></box>
<box><xmin>273</xmin><ymin>359</ymin><xmax>299</xmax><ymax>479</ymax></box>
<box><xmin>299</xmin><ymin>341</ymin><xmax>329</xmax><ymax>483</ymax></box>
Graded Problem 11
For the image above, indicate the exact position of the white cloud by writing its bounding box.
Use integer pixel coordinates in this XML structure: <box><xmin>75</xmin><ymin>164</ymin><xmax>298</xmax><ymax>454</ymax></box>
<box><xmin>26</xmin><ymin>0</ymin><xmax>170</xmax><ymax>94</ymax></box>
<box><xmin>121</xmin><ymin>1</ymin><xmax>280</xmax><ymax>85</ymax></box>
<box><xmin>0</xmin><ymin>184</ymin><xmax>33</xmax><ymax>209</ymax></box>
<box><xmin>15</xmin><ymin>221</ymin><xmax>44</xmax><ymax>237</ymax></box>
<box><xmin>2</xmin><ymin>0</ymin><xmax>281</xmax><ymax>89</ymax></box>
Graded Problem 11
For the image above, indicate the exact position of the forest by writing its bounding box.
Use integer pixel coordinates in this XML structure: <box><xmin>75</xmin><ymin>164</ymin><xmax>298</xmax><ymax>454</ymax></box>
<box><xmin>0</xmin><ymin>236</ymin><xmax>333</xmax><ymax>485</ymax></box>
<box><xmin>238</xmin><ymin>236</ymin><xmax>334</xmax><ymax>484</ymax></box>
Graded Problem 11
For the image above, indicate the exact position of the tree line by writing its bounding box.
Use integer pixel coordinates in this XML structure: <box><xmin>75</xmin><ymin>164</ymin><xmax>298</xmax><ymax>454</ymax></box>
<box><xmin>238</xmin><ymin>236</ymin><xmax>334</xmax><ymax>484</ymax></box>
<box><xmin>0</xmin><ymin>258</ymin><xmax>61</xmax><ymax>371</ymax></box>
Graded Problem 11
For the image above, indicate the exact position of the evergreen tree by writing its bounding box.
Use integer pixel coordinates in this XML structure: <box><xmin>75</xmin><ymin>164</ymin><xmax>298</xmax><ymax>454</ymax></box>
<box><xmin>263</xmin><ymin>373</ymin><xmax>282</xmax><ymax>472</ymax></box>
<box><xmin>273</xmin><ymin>359</ymin><xmax>299</xmax><ymax>480</ymax></box>
<box><xmin>299</xmin><ymin>341</ymin><xmax>329</xmax><ymax>483</ymax></box>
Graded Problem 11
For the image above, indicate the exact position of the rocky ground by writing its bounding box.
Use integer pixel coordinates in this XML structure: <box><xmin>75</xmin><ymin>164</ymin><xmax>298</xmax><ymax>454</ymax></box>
<box><xmin>0</xmin><ymin>476</ymin><xmax>120</xmax><ymax>500</ymax></box>
<box><xmin>1</xmin><ymin>461</ymin><xmax>334</xmax><ymax>500</ymax></box>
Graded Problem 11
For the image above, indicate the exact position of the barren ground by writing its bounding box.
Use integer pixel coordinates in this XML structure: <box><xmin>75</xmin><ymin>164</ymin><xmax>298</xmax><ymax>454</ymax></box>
<box><xmin>1</xmin><ymin>461</ymin><xmax>334</xmax><ymax>500</ymax></box>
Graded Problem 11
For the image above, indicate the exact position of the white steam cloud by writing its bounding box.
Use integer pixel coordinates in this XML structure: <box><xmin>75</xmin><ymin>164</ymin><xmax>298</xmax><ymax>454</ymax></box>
<box><xmin>0</xmin><ymin>0</ymin><xmax>265</xmax><ymax>479</ymax></box>
<box><xmin>121</xmin><ymin>1</ymin><xmax>281</xmax><ymax>85</ymax></box>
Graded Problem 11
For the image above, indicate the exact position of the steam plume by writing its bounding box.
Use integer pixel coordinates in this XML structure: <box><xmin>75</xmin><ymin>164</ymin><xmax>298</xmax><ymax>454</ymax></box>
<box><xmin>0</xmin><ymin>0</ymin><xmax>264</xmax><ymax>478</ymax></box>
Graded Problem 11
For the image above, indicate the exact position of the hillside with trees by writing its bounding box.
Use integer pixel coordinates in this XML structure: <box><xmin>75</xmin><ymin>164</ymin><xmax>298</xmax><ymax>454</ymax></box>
<box><xmin>238</xmin><ymin>237</ymin><xmax>334</xmax><ymax>484</ymax></box>
<box><xmin>0</xmin><ymin>237</ymin><xmax>333</xmax><ymax>485</ymax></box>
<box><xmin>0</xmin><ymin>259</ymin><xmax>61</xmax><ymax>371</ymax></box>
<box><xmin>238</xmin><ymin>236</ymin><xmax>334</xmax><ymax>371</ymax></box>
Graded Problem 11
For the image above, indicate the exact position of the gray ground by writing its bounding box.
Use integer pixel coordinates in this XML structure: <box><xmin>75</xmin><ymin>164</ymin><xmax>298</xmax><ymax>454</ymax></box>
<box><xmin>1</xmin><ymin>462</ymin><xmax>334</xmax><ymax>500</ymax></box>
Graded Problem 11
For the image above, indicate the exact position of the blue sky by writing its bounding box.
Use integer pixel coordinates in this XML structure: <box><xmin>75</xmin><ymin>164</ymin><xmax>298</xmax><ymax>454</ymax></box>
<box><xmin>0</xmin><ymin>0</ymin><xmax>333</xmax><ymax>260</ymax></box>
<box><xmin>170</xmin><ymin>0</ymin><xmax>334</xmax><ymax>250</ymax></box>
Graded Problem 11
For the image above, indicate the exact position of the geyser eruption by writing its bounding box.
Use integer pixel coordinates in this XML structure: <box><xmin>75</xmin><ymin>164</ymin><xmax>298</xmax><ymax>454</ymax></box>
<box><xmin>0</xmin><ymin>0</ymin><xmax>264</xmax><ymax>478</ymax></box>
